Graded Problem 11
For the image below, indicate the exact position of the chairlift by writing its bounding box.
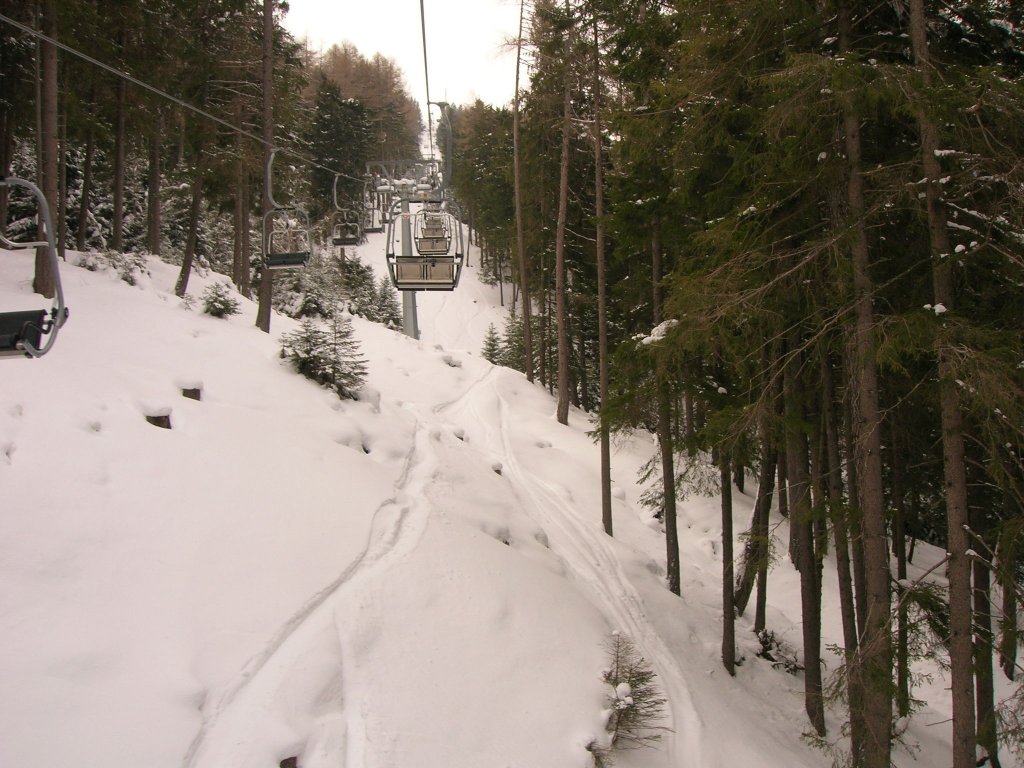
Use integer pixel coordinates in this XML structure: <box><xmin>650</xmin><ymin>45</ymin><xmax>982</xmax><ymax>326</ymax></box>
<box><xmin>362</xmin><ymin>205</ymin><xmax>384</xmax><ymax>234</ymax></box>
<box><xmin>330</xmin><ymin>175</ymin><xmax>363</xmax><ymax>246</ymax></box>
<box><xmin>0</xmin><ymin>175</ymin><xmax>68</xmax><ymax>358</ymax></box>
<box><xmin>262</xmin><ymin>149</ymin><xmax>311</xmax><ymax>270</ymax></box>
<box><xmin>414</xmin><ymin>210</ymin><xmax>451</xmax><ymax>256</ymax></box>
<box><xmin>384</xmin><ymin>202</ymin><xmax>464</xmax><ymax>292</ymax></box>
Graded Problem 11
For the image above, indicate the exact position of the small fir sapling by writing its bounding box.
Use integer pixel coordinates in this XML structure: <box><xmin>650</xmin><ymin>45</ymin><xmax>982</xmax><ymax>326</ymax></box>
<box><xmin>201</xmin><ymin>282</ymin><xmax>241</xmax><ymax>318</ymax></box>
<box><xmin>278</xmin><ymin>314</ymin><xmax>367</xmax><ymax>400</ymax></box>
<box><xmin>588</xmin><ymin>631</ymin><xmax>667</xmax><ymax>766</ymax></box>
<box><xmin>481</xmin><ymin>323</ymin><xmax>502</xmax><ymax>364</ymax></box>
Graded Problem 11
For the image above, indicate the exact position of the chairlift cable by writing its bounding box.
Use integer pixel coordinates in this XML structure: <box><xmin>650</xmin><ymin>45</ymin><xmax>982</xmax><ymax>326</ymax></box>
<box><xmin>0</xmin><ymin>12</ymin><xmax>365</xmax><ymax>186</ymax></box>
<box><xmin>419</xmin><ymin>0</ymin><xmax>435</xmax><ymax>161</ymax></box>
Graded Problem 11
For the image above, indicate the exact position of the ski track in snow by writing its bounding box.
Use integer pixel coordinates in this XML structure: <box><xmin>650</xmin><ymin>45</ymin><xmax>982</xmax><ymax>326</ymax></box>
<box><xmin>183</xmin><ymin>408</ymin><xmax>436</xmax><ymax>768</ymax></box>
<box><xmin>183</xmin><ymin>337</ymin><xmax>496</xmax><ymax>768</ymax></box>
<box><xmin>449</xmin><ymin>375</ymin><xmax>707</xmax><ymax>768</ymax></box>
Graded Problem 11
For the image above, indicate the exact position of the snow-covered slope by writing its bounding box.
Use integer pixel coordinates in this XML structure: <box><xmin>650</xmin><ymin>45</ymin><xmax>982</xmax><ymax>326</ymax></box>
<box><xmin>0</xmin><ymin>229</ymin><xmax>984</xmax><ymax>768</ymax></box>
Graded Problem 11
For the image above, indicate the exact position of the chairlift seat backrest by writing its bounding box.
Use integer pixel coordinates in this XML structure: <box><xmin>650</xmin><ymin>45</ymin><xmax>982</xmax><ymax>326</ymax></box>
<box><xmin>263</xmin><ymin>205</ymin><xmax>311</xmax><ymax>270</ymax></box>
<box><xmin>0</xmin><ymin>309</ymin><xmax>47</xmax><ymax>358</ymax></box>
<box><xmin>415</xmin><ymin>236</ymin><xmax>450</xmax><ymax>256</ymax></box>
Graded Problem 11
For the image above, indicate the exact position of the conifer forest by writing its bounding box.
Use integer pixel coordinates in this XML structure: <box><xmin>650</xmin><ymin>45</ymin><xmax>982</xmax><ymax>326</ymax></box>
<box><xmin>2</xmin><ymin>1</ymin><xmax>1024</xmax><ymax>767</ymax></box>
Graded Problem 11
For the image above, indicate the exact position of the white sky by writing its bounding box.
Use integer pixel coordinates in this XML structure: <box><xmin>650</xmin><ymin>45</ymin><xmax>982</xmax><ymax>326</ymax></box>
<box><xmin>282</xmin><ymin>0</ymin><xmax>522</xmax><ymax>111</ymax></box>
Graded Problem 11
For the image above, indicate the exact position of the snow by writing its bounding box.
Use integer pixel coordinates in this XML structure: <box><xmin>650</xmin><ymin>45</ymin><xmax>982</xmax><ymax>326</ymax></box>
<box><xmin>0</xmin><ymin>228</ymin><xmax>1012</xmax><ymax>768</ymax></box>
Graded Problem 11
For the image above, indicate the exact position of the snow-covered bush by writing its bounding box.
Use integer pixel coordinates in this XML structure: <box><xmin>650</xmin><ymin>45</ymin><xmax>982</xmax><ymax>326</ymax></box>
<box><xmin>201</xmin><ymin>283</ymin><xmax>241</xmax><ymax>318</ymax></box>
<box><xmin>73</xmin><ymin>250</ymin><xmax>150</xmax><ymax>286</ymax></box>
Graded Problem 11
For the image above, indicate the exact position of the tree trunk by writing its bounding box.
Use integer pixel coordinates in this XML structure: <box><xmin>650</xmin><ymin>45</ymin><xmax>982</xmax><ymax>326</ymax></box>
<box><xmin>147</xmin><ymin>114</ymin><xmax>162</xmax><ymax>256</ymax></box>
<box><xmin>842</xmin><ymin>388</ymin><xmax>868</xmax><ymax>639</ymax></box>
<box><xmin>735</xmin><ymin>420</ymin><xmax>775</xmax><ymax>617</ymax></box>
<box><xmin>175</xmin><ymin>146</ymin><xmax>205</xmax><ymax>297</ymax></box>
<box><xmin>553</xmin><ymin>15</ymin><xmax>572</xmax><ymax>426</ymax></box>
<box><xmin>76</xmin><ymin>127</ymin><xmax>94</xmax><ymax>251</ymax></box>
<box><xmin>974</xmin><ymin>559</ymin><xmax>1001</xmax><ymax>767</ymax></box>
<box><xmin>34</xmin><ymin>0</ymin><xmax>58</xmax><ymax>298</ymax></box>
<box><xmin>512</xmin><ymin>2</ymin><xmax>534</xmax><ymax>382</ymax></box>
<box><xmin>891</xmin><ymin>418</ymin><xmax>911</xmax><ymax>718</ymax></box>
<box><xmin>255</xmin><ymin>0</ymin><xmax>274</xmax><ymax>333</ymax></box>
<box><xmin>233</xmin><ymin>98</ymin><xmax>246</xmax><ymax>293</ymax></box>
<box><xmin>112</xmin><ymin>62</ymin><xmax>127</xmax><ymax>253</ymax></box>
<box><xmin>783</xmin><ymin>340</ymin><xmax>826</xmax><ymax>736</ymax></box>
<box><xmin>721</xmin><ymin>455</ymin><xmax>736</xmax><ymax>675</ymax></box>
<box><xmin>657</xmin><ymin>388</ymin><xmax>679</xmax><ymax>596</ymax></box>
<box><xmin>652</xmin><ymin>222</ymin><xmax>680</xmax><ymax>595</ymax></box>
<box><xmin>907</xmin><ymin>4</ymin><xmax>975</xmax><ymax>766</ymax></box>
<box><xmin>999</xmin><ymin>528</ymin><xmax>1018</xmax><ymax>681</ymax></box>
<box><xmin>57</xmin><ymin>113</ymin><xmax>66</xmax><ymax>260</ymax></box>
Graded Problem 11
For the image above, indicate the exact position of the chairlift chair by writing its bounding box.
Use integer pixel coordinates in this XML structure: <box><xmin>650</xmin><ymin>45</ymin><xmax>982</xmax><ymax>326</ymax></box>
<box><xmin>263</xmin><ymin>208</ymin><xmax>312</xmax><ymax>270</ymax></box>
<box><xmin>362</xmin><ymin>204</ymin><xmax>384</xmax><ymax>234</ymax></box>
<box><xmin>384</xmin><ymin>204</ymin><xmax>464</xmax><ymax>292</ymax></box>
<box><xmin>331</xmin><ymin>174</ymin><xmax>364</xmax><ymax>246</ymax></box>
<box><xmin>262</xmin><ymin>148</ymin><xmax>311</xmax><ymax>270</ymax></box>
<box><xmin>0</xmin><ymin>175</ymin><xmax>68</xmax><ymax>358</ymax></box>
<box><xmin>331</xmin><ymin>208</ymin><xmax>362</xmax><ymax>247</ymax></box>
<box><xmin>414</xmin><ymin>210</ymin><xmax>452</xmax><ymax>256</ymax></box>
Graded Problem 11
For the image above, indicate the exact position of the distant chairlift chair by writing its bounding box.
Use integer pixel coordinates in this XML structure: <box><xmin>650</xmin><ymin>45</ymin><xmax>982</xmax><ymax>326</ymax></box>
<box><xmin>0</xmin><ymin>175</ymin><xmax>69</xmax><ymax>358</ymax></box>
<box><xmin>331</xmin><ymin>175</ymin><xmax>363</xmax><ymax>246</ymax></box>
<box><xmin>331</xmin><ymin>208</ymin><xmax>362</xmax><ymax>247</ymax></box>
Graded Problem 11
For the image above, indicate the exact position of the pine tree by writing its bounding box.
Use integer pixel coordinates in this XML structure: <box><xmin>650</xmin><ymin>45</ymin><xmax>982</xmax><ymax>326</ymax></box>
<box><xmin>324</xmin><ymin>311</ymin><xmax>367</xmax><ymax>399</ymax></box>
<box><xmin>499</xmin><ymin>309</ymin><xmax>526</xmax><ymax>371</ymax></box>
<box><xmin>374</xmin><ymin>276</ymin><xmax>401</xmax><ymax>329</ymax></box>
<box><xmin>482</xmin><ymin>323</ymin><xmax>502</xmax><ymax>364</ymax></box>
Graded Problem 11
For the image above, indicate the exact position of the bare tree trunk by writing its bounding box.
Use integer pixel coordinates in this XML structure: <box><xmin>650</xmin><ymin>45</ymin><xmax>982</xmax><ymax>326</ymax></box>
<box><xmin>721</xmin><ymin>454</ymin><xmax>736</xmax><ymax>675</ymax></box>
<box><xmin>891</xmin><ymin>418</ymin><xmax>911</xmax><ymax>718</ymax></box>
<box><xmin>554</xmin><ymin>12</ymin><xmax>573</xmax><ymax>426</ymax></box>
<box><xmin>652</xmin><ymin>223</ymin><xmax>680</xmax><ymax>595</ymax></box>
<box><xmin>907</xmin><ymin>4</ymin><xmax>974</xmax><ymax>766</ymax></box>
<box><xmin>974</xmin><ymin>559</ymin><xmax>1002</xmax><ymax>767</ymax></box>
<box><xmin>591</xmin><ymin>31</ymin><xmax>612</xmax><ymax>533</ymax></box>
<box><xmin>735</xmin><ymin>419</ymin><xmax>775</xmax><ymax>616</ymax></box>
<box><xmin>34</xmin><ymin>0</ymin><xmax>58</xmax><ymax>297</ymax></box>
<box><xmin>783</xmin><ymin>340</ymin><xmax>826</xmax><ymax>737</ymax></box>
<box><xmin>233</xmin><ymin>99</ymin><xmax>246</xmax><ymax>292</ymax></box>
<box><xmin>240</xmin><ymin>168</ymin><xmax>252</xmax><ymax>298</ymax></box>
<box><xmin>512</xmin><ymin>0</ymin><xmax>534</xmax><ymax>382</ymax></box>
<box><xmin>999</xmin><ymin>528</ymin><xmax>1018</xmax><ymax>681</ymax></box>
<box><xmin>842</xmin><ymin>388</ymin><xmax>868</xmax><ymax>639</ymax></box>
<box><xmin>255</xmin><ymin>0</ymin><xmax>274</xmax><ymax>333</ymax></box>
<box><xmin>174</xmin><ymin>146</ymin><xmax>205</xmax><ymax>297</ymax></box>
<box><xmin>57</xmin><ymin>114</ymin><xmax>67</xmax><ymax>259</ymax></box>
<box><xmin>835</xmin><ymin>6</ymin><xmax>892</xmax><ymax>762</ymax></box>
<box><xmin>76</xmin><ymin>127</ymin><xmax>93</xmax><ymax>251</ymax></box>
<box><xmin>112</xmin><ymin>59</ymin><xmax>127</xmax><ymax>253</ymax></box>
<box><xmin>147</xmin><ymin>114</ymin><xmax>161</xmax><ymax>256</ymax></box>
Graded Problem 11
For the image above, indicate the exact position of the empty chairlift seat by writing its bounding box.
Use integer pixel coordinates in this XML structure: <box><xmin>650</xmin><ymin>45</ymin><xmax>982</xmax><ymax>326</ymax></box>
<box><xmin>263</xmin><ymin>208</ymin><xmax>312</xmax><ymax>270</ymax></box>
<box><xmin>331</xmin><ymin>209</ymin><xmax>362</xmax><ymax>246</ymax></box>
<box><xmin>385</xmin><ymin>208</ymin><xmax>464</xmax><ymax>292</ymax></box>
<box><xmin>414</xmin><ymin>212</ymin><xmax>451</xmax><ymax>256</ymax></box>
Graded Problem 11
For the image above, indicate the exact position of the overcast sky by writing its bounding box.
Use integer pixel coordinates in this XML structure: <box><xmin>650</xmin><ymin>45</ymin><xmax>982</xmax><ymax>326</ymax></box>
<box><xmin>282</xmin><ymin>0</ymin><xmax>521</xmax><ymax>113</ymax></box>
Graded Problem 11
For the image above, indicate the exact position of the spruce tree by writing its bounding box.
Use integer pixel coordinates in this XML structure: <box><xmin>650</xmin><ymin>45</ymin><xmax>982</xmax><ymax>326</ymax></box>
<box><xmin>482</xmin><ymin>323</ymin><xmax>503</xmax><ymax>365</ymax></box>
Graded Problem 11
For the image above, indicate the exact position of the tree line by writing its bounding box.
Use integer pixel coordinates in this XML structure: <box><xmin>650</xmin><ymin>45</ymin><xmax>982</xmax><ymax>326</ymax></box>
<box><xmin>1</xmin><ymin>0</ymin><xmax>420</xmax><ymax>323</ymax></box>
<box><xmin>444</xmin><ymin>1</ymin><xmax>1024</xmax><ymax>767</ymax></box>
